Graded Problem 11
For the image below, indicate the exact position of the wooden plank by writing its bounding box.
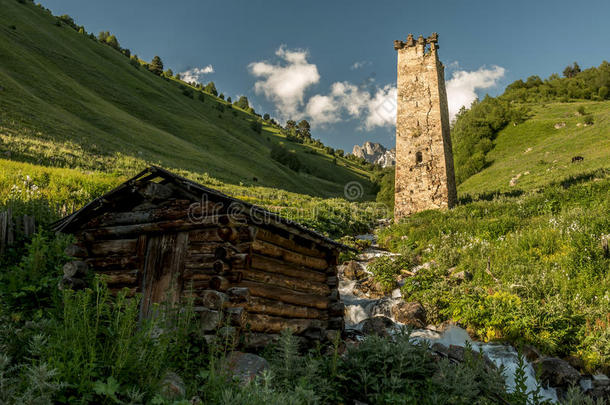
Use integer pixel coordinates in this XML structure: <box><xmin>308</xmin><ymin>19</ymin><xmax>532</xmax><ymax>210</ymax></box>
<box><xmin>236</xmin><ymin>280</ymin><xmax>330</xmax><ymax>310</ymax></box>
<box><xmin>0</xmin><ymin>211</ymin><xmax>7</xmax><ymax>254</ymax></box>
<box><xmin>243</xmin><ymin>267</ymin><xmax>330</xmax><ymax>296</ymax></box>
<box><xmin>139</xmin><ymin>232</ymin><xmax>189</xmax><ymax>319</ymax></box>
<box><xmin>251</xmin><ymin>240</ymin><xmax>328</xmax><ymax>270</ymax></box>
<box><xmin>188</xmin><ymin>228</ymin><xmax>224</xmax><ymax>243</ymax></box>
<box><xmin>6</xmin><ymin>208</ymin><xmax>14</xmax><ymax>247</ymax></box>
<box><xmin>86</xmin><ymin>200</ymin><xmax>193</xmax><ymax>227</ymax></box>
<box><xmin>187</xmin><ymin>241</ymin><xmax>250</xmax><ymax>255</ymax></box>
<box><xmin>98</xmin><ymin>269</ymin><xmax>138</xmax><ymax>285</ymax></box>
<box><xmin>250</xmin><ymin>254</ymin><xmax>327</xmax><ymax>282</ymax></box>
<box><xmin>86</xmin><ymin>255</ymin><xmax>138</xmax><ymax>270</ymax></box>
<box><xmin>255</xmin><ymin>228</ymin><xmax>326</xmax><ymax>258</ymax></box>
<box><xmin>89</xmin><ymin>239</ymin><xmax>137</xmax><ymax>256</ymax></box>
<box><xmin>247</xmin><ymin>313</ymin><xmax>327</xmax><ymax>334</ymax></box>
<box><xmin>227</xmin><ymin>296</ymin><xmax>327</xmax><ymax>319</ymax></box>
<box><xmin>23</xmin><ymin>215</ymin><xmax>35</xmax><ymax>237</ymax></box>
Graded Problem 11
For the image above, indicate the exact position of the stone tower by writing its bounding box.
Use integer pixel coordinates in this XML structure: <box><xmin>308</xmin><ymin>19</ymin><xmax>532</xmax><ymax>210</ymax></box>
<box><xmin>393</xmin><ymin>33</ymin><xmax>457</xmax><ymax>221</ymax></box>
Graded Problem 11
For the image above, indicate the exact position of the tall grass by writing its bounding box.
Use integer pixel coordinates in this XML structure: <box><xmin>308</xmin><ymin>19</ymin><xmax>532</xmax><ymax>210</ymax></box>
<box><xmin>378</xmin><ymin>174</ymin><xmax>610</xmax><ymax>370</ymax></box>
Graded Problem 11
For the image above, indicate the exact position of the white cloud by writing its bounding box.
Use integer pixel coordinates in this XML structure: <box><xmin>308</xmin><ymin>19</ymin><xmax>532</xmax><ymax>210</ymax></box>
<box><xmin>350</xmin><ymin>60</ymin><xmax>370</xmax><ymax>70</ymax></box>
<box><xmin>446</xmin><ymin>65</ymin><xmax>505</xmax><ymax>120</ymax></box>
<box><xmin>249</xmin><ymin>46</ymin><xmax>502</xmax><ymax>131</ymax></box>
<box><xmin>249</xmin><ymin>46</ymin><xmax>320</xmax><ymax>118</ymax></box>
<box><xmin>305</xmin><ymin>94</ymin><xmax>341</xmax><ymax>125</ymax></box>
<box><xmin>363</xmin><ymin>85</ymin><xmax>397</xmax><ymax>130</ymax></box>
<box><xmin>304</xmin><ymin>81</ymin><xmax>396</xmax><ymax>130</ymax></box>
<box><xmin>306</xmin><ymin>65</ymin><xmax>504</xmax><ymax>129</ymax></box>
<box><xmin>179</xmin><ymin>65</ymin><xmax>214</xmax><ymax>84</ymax></box>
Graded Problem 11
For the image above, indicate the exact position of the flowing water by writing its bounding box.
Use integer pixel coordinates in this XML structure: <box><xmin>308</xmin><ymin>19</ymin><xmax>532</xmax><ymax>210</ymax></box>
<box><xmin>341</xmin><ymin>236</ymin><xmax>559</xmax><ymax>403</ymax></box>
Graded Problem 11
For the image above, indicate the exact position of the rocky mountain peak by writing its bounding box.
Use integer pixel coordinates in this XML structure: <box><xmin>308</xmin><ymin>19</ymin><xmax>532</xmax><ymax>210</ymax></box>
<box><xmin>352</xmin><ymin>141</ymin><xmax>396</xmax><ymax>168</ymax></box>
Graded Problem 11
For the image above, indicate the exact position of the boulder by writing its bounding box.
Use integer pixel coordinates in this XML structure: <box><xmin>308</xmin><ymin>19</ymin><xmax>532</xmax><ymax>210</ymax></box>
<box><xmin>391</xmin><ymin>301</ymin><xmax>426</xmax><ymax>327</ymax></box>
<box><xmin>586</xmin><ymin>374</ymin><xmax>610</xmax><ymax>401</ymax></box>
<box><xmin>450</xmin><ymin>270</ymin><xmax>473</xmax><ymax>283</ymax></box>
<box><xmin>532</xmin><ymin>357</ymin><xmax>581</xmax><ymax>388</ymax></box>
<box><xmin>447</xmin><ymin>345</ymin><xmax>465</xmax><ymax>362</ymax></box>
<box><xmin>521</xmin><ymin>344</ymin><xmax>541</xmax><ymax>362</ymax></box>
<box><xmin>431</xmin><ymin>342</ymin><xmax>449</xmax><ymax>357</ymax></box>
<box><xmin>446</xmin><ymin>345</ymin><xmax>495</xmax><ymax>371</ymax></box>
<box><xmin>221</xmin><ymin>351</ymin><xmax>269</xmax><ymax>385</ymax></box>
<box><xmin>342</xmin><ymin>260</ymin><xmax>365</xmax><ymax>280</ymax></box>
<box><xmin>353</xmin><ymin>277</ymin><xmax>386</xmax><ymax>299</ymax></box>
<box><xmin>160</xmin><ymin>371</ymin><xmax>185</xmax><ymax>400</ymax></box>
<box><xmin>359</xmin><ymin>316</ymin><xmax>395</xmax><ymax>337</ymax></box>
<box><xmin>370</xmin><ymin>297</ymin><xmax>397</xmax><ymax>318</ymax></box>
<box><xmin>563</xmin><ymin>355</ymin><xmax>585</xmax><ymax>371</ymax></box>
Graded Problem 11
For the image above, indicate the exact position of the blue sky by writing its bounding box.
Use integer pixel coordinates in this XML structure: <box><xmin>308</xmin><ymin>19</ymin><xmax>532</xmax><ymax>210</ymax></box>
<box><xmin>43</xmin><ymin>0</ymin><xmax>610</xmax><ymax>152</ymax></box>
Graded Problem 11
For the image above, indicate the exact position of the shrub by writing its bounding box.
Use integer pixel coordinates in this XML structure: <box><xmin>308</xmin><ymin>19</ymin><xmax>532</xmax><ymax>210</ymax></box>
<box><xmin>368</xmin><ymin>253</ymin><xmax>416</xmax><ymax>293</ymax></box>
<box><xmin>377</xmin><ymin>177</ymin><xmax>610</xmax><ymax>370</ymax></box>
<box><xmin>182</xmin><ymin>88</ymin><xmax>194</xmax><ymax>98</ymax></box>
<box><xmin>583</xmin><ymin>115</ymin><xmax>594</xmax><ymax>125</ymax></box>
<box><xmin>270</xmin><ymin>145</ymin><xmax>300</xmax><ymax>172</ymax></box>
<box><xmin>250</xmin><ymin>120</ymin><xmax>263</xmax><ymax>133</ymax></box>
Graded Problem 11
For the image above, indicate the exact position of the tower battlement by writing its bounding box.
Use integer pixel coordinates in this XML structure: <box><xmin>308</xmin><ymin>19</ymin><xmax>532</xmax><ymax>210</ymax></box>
<box><xmin>393</xmin><ymin>32</ymin><xmax>457</xmax><ymax>221</ymax></box>
<box><xmin>393</xmin><ymin>32</ymin><xmax>439</xmax><ymax>52</ymax></box>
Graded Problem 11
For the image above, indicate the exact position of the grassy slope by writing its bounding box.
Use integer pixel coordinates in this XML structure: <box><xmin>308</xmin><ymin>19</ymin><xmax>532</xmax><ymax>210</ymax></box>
<box><xmin>0</xmin><ymin>0</ymin><xmax>374</xmax><ymax>199</ymax></box>
<box><xmin>378</xmin><ymin>100</ymin><xmax>610</xmax><ymax>369</ymax></box>
<box><xmin>458</xmin><ymin>100</ymin><xmax>610</xmax><ymax>195</ymax></box>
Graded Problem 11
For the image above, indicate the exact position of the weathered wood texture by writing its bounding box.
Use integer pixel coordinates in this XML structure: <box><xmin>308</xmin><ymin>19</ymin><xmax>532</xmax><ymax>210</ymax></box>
<box><xmin>251</xmin><ymin>240</ymin><xmax>328</xmax><ymax>270</ymax></box>
<box><xmin>140</xmin><ymin>232</ymin><xmax>189</xmax><ymax>318</ymax></box>
<box><xmin>0</xmin><ymin>209</ymin><xmax>36</xmax><ymax>254</ymax></box>
<box><xmin>62</xmin><ymin>179</ymin><xmax>343</xmax><ymax>342</ymax></box>
<box><xmin>247</xmin><ymin>313</ymin><xmax>327</xmax><ymax>334</ymax></box>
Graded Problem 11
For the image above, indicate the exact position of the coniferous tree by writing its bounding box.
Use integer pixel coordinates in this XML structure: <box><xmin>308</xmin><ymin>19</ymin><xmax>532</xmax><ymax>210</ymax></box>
<box><xmin>164</xmin><ymin>69</ymin><xmax>173</xmax><ymax>78</ymax></box>
<box><xmin>149</xmin><ymin>56</ymin><xmax>164</xmax><ymax>76</ymax></box>
<box><xmin>226</xmin><ymin>96</ymin><xmax>232</xmax><ymax>103</ymax></box>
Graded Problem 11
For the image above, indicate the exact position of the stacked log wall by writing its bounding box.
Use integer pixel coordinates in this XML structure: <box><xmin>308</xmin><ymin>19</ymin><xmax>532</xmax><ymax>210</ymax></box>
<box><xmin>65</xmin><ymin>186</ymin><xmax>344</xmax><ymax>345</ymax></box>
<box><xmin>72</xmin><ymin>198</ymin><xmax>196</xmax><ymax>295</ymax></box>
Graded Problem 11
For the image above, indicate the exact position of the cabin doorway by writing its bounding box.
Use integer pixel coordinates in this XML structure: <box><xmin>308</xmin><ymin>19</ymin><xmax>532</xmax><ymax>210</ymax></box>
<box><xmin>139</xmin><ymin>232</ymin><xmax>189</xmax><ymax>319</ymax></box>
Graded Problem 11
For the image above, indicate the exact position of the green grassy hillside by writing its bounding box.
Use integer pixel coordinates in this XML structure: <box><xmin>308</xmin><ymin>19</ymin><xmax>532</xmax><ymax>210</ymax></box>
<box><xmin>459</xmin><ymin>100</ymin><xmax>610</xmax><ymax>196</ymax></box>
<box><xmin>0</xmin><ymin>0</ymin><xmax>374</xmax><ymax>198</ymax></box>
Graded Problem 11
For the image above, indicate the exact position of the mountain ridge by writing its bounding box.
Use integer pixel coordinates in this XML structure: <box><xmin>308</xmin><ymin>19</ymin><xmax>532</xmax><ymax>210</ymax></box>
<box><xmin>351</xmin><ymin>141</ymin><xmax>395</xmax><ymax>168</ymax></box>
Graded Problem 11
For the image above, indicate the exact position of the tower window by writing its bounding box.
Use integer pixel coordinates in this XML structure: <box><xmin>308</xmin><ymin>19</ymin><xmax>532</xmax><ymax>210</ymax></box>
<box><xmin>415</xmin><ymin>151</ymin><xmax>423</xmax><ymax>164</ymax></box>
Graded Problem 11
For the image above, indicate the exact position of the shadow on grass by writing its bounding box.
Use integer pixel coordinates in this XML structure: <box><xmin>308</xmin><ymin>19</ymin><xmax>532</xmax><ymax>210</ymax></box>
<box><xmin>551</xmin><ymin>168</ymin><xmax>610</xmax><ymax>189</ymax></box>
<box><xmin>458</xmin><ymin>189</ymin><xmax>524</xmax><ymax>204</ymax></box>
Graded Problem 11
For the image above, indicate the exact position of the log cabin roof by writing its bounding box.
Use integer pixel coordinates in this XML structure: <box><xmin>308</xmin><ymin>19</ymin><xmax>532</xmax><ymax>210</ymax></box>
<box><xmin>52</xmin><ymin>166</ymin><xmax>349</xmax><ymax>251</ymax></box>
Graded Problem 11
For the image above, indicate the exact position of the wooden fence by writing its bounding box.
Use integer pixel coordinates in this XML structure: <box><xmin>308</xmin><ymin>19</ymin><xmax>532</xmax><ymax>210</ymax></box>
<box><xmin>0</xmin><ymin>208</ymin><xmax>36</xmax><ymax>254</ymax></box>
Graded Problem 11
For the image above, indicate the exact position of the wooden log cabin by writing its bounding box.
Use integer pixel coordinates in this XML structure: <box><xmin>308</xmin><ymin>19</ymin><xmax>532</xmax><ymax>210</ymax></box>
<box><xmin>53</xmin><ymin>166</ymin><xmax>347</xmax><ymax>346</ymax></box>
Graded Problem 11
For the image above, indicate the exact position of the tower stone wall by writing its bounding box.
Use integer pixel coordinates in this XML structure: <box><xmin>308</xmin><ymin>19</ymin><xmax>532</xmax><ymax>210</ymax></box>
<box><xmin>393</xmin><ymin>33</ymin><xmax>457</xmax><ymax>221</ymax></box>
